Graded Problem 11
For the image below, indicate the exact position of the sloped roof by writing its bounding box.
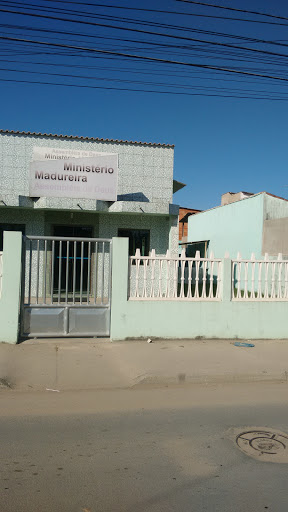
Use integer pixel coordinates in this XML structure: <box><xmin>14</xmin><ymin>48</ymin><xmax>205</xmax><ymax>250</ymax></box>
<box><xmin>180</xmin><ymin>210</ymin><xmax>202</xmax><ymax>223</ymax></box>
<box><xmin>265</xmin><ymin>192</ymin><xmax>288</xmax><ymax>202</ymax></box>
<box><xmin>0</xmin><ymin>129</ymin><xmax>174</xmax><ymax>148</ymax></box>
<box><xmin>191</xmin><ymin>191</ymin><xmax>288</xmax><ymax>217</ymax></box>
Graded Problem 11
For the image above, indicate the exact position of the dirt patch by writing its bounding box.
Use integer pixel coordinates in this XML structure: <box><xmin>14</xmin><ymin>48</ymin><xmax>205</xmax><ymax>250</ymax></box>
<box><xmin>0</xmin><ymin>378</ymin><xmax>13</xmax><ymax>389</ymax></box>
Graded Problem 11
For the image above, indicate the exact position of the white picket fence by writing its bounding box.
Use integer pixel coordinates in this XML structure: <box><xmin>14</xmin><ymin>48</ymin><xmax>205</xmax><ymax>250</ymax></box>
<box><xmin>232</xmin><ymin>253</ymin><xmax>288</xmax><ymax>301</ymax></box>
<box><xmin>129</xmin><ymin>249</ymin><xmax>222</xmax><ymax>300</ymax></box>
<box><xmin>129</xmin><ymin>250</ymin><xmax>288</xmax><ymax>302</ymax></box>
<box><xmin>0</xmin><ymin>252</ymin><xmax>2</xmax><ymax>299</ymax></box>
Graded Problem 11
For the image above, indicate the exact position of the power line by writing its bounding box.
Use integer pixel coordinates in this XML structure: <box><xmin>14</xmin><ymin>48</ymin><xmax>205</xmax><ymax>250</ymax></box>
<box><xmin>3</xmin><ymin>56</ymin><xmax>288</xmax><ymax>85</ymax></box>
<box><xmin>0</xmin><ymin>76</ymin><xmax>287</xmax><ymax>100</ymax></box>
<box><xmin>2</xmin><ymin>7</ymin><xmax>288</xmax><ymax>61</ymax></box>
<box><xmin>0</xmin><ymin>4</ymin><xmax>286</xmax><ymax>78</ymax></box>
<box><xmin>3</xmin><ymin>65</ymin><xmax>288</xmax><ymax>96</ymax></box>
<box><xmin>1</xmin><ymin>35</ymin><xmax>288</xmax><ymax>82</ymax></box>
<box><xmin>3</xmin><ymin>20</ymin><xmax>288</xmax><ymax>71</ymax></box>
<box><xmin>1</xmin><ymin>1</ymin><xmax>288</xmax><ymax>100</ymax></box>
<box><xmin>2</xmin><ymin>24</ymin><xmax>287</xmax><ymax>68</ymax></box>
<box><xmin>0</xmin><ymin>25</ymin><xmax>235</xmax><ymax>53</ymax></box>
<box><xmin>176</xmin><ymin>0</ymin><xmax>288</xmax><ymax>22</ymax></box>
<box><xmin>2</xmin><ymin>33</ymin><xmax>288</xmax><ymax>72</ymax></box>
<box><xmin>0</xmin><ymin>3</ymin><xmax>283</xmax><ymax>49</ymax></box>
<box><xmin>3</xmin><ymin>0</ymin><xmax>288</xmax><ymax>28</ymax></box>
<box><xmin>2</xmin><ymin>2</ymin><xmax>288</xmax><ymax>50</ymax></box>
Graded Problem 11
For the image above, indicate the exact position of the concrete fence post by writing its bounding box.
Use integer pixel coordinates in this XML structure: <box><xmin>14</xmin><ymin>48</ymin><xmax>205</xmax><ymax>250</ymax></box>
<box><xmin>0</xmin><ymin>231</ymin><xmax>23</xmax><ymax>344</ymax></box>
<box><xmin>110</xmin><ymin>237</ymin><xmax>129</xmax><ymax>341</ymax></box>
<box><xmin>222</xmin><ymin>256</ymin><xmax>232</xmax><ymax>303</ymax></box>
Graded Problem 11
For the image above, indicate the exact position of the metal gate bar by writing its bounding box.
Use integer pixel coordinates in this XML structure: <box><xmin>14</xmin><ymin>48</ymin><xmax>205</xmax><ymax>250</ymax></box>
<box><xmin>21</xmin><ymin>235</ymin><xmax>112</xmax><ymax>337</ymax></box>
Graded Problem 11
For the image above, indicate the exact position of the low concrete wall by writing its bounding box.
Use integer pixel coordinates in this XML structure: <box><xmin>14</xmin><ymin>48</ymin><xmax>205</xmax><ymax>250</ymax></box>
<box><xmin>111</xmin><ymin>299</ymin><xmax>288</xmax><ymax>340</ymax></box>
<box><xmin>0</xmin><ymin>232</ymin><xmax>22</xmax><ymax>344</ymax></box>
<box><xmin>1</xmin><ymin>235</ymin><xmax>287</xmax><ymax>344</ymax></box>
<box><xmin>110</xmin><ymin>238</ymin><xmax>288</xmax><ymax>340</ymax></box>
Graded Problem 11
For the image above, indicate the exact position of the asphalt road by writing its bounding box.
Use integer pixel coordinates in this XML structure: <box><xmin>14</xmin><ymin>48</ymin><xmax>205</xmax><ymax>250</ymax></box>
<box><xmin>1</xmin><ymin>383</ymin><xmax>288</xmax><ymax>512</ymax></box>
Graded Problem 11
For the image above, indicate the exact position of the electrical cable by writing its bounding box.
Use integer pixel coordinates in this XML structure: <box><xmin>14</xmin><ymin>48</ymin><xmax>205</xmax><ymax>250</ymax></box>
<box><xmin>1</xmin><ymin>0</ymin><xmax>288</xmax><ymax>27</ymax></box>
<box><xmin>2</xmin><ymin>4</ymin><xmax>288</xmax><ymax>54</ymax></box>
<box><xmin>2</xmin><ymin>6</ymin><xmax>288</xmax><ymax>66</ymax></box>
<box><xmin>1</xmin><ymin>35</ymin><xmax>288</xmax><ymax>82</ymax></box>
<box><xmin>0</xmin><ymin>76</ymin><xmax>287</xmax><ymax>100</ymax></box>
<box><xmin>3</xmin><ymin>65</ymin><xmax>288</xmax><ymax>96</ymax></box>
<box><xmin>3</xmin><ymin>56</ymin><xmax>288</xmax><ymax>84</ymax></box>
<box><xmin>176</xmin><ymin>0</ymin><xmax>288</xmax><ymax>23</ymax></box>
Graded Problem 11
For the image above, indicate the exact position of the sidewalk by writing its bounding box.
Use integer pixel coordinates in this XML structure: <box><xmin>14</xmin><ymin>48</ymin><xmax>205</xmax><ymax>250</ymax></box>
<box><xmin>0</xmin><ymin>338</ymin><xmax>288</xmax><ymax>392</ymax></box>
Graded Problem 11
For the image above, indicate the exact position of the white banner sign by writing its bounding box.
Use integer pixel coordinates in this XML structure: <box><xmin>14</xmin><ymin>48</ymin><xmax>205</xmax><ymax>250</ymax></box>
<box><xmin>29</xmin><ymin>147</ymin><xmax>118</xmax><ymax>201</ymax></box>
<box><xmin>32</xmin><ymin>146</ymin><xmax>116</xmax><ymax>161</ymax></box>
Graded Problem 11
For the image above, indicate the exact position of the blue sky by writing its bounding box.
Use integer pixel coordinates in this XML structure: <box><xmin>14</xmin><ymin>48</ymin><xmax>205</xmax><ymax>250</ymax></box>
<box><xmin>1</xmin><ymin>0</ymin><xmax>288</xmax><ymax>210</ymax></box>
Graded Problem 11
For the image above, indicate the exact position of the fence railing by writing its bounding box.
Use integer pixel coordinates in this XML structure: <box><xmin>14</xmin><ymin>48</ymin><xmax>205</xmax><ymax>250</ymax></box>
<box><xmin>0</xmin><ymin>251</ymin><xmax>3</xmax><ymax>299</ymax></box>
<box><xmin>129</xmin><ymin>249</ymin><xmax>222</xmax><ymax>300</ymax></box>
<box><xmin>232</xmin><ymin>253</ymin><xmax>288</xmax><ymax>301</ymax></box>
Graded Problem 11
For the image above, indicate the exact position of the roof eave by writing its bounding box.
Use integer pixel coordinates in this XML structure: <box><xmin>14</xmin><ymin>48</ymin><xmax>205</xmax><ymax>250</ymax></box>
<box><xmin>0</xmin><ymin>129</ymin><xmax>174</xmax><ymax>148</ymax></box>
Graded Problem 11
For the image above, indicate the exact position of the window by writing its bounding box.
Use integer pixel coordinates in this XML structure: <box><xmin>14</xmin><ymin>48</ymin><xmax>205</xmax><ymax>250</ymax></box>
<box><xmin>0</xmin><ymin>224</ymin><xmax>25</xmax><ymax>251</ymax></box>
<box><xmin>53</xmin><ymin>225</ymin><xmax>93</xmax><ymax>238</ymax></box>
<box><xmin>53</xmin><ymin>226</ymin><xmax>93</xmax><ymax>293</ymax></box>
<box><xmin>118</xmin><ymin>229</ymin><xmax>150</xmax><ymax>257</ymax></box>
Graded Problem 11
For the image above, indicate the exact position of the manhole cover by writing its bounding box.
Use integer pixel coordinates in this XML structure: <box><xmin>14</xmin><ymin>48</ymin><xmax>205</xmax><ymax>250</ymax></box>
<box><xmin>235</xmin><ymin>428</ymin><xmax>288</xmax><ymax>463</ymax></box>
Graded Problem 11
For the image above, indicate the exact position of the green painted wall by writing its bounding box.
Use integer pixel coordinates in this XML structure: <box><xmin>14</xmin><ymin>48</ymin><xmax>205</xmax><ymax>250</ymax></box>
<box><xmin>110</xmin><ymin>238</ymin><xmax>288</xmax><ymax>340</ymax></box>
<box><xmin>111</xmin><ymin>299</ymin><xmax>288</xmax><ymax>340</ymax></box>
<box><xmin>187</xmin><ymin>194</ymin><xmax>265</xmax><ymax>259</ymax></box>
<box><xmin>1</xmin><ymin>234</ymin><xmax>287</xmax><ymax>344</ymax></box>
<box><xmin>0</xmin><ymin>231</ymin><xmax>22</xmax><ymax>344</ymax></box>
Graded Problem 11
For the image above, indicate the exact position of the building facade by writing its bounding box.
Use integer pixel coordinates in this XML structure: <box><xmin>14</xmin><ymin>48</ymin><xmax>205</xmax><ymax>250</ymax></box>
<box><xmin>178</xmin><ymin>207</ymin><xmax>201</xmax><ymax>244</ymax></box>
<box><xmin>0</xmin><ymin>129</ymin><xmax>179</xmax><ymax>255</ymax></box>
<box><xmin>221</xmin><ymin>191</ymin><xmax>254</xmax><ymax>206</ymax></box>
<box><xmin>188</xmin><ymin>192</ymin><xmax>288</xmax><ymax>259</ymax></box>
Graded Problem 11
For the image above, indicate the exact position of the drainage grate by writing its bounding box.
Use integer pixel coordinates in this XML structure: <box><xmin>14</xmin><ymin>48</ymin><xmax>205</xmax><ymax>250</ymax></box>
<box><xmin>235</xmin><ymin>429</ymin><xmax>288</xmax><ymax>463</ymax></box>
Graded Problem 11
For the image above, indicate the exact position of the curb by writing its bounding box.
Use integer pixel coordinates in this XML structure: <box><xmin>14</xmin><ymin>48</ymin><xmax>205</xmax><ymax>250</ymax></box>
<box><xmin>132</xmin><ymin>372</ymin><xmax>288</xmax><ymax>388</ymax></box>
<box><xmin>1</xmin><ymin>372</ymin><xmax>287</xmax><ymax>393</ymax></box>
